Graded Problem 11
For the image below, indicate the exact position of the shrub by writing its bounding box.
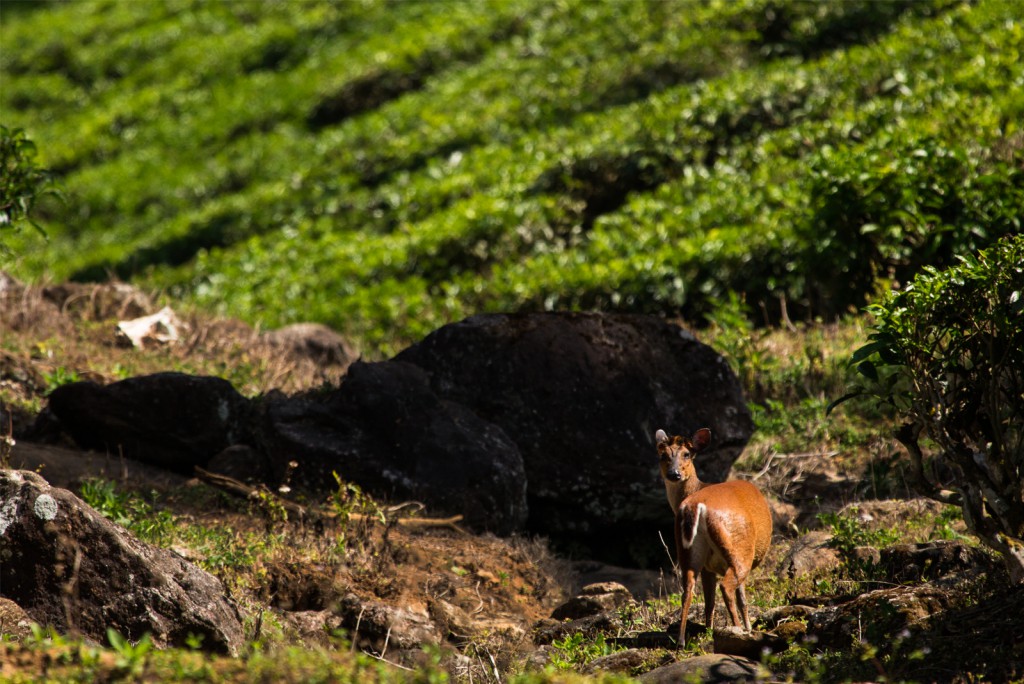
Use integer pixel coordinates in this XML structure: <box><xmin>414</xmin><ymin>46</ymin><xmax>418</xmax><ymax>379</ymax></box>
<box><xmin>0</xmin><ymin>125</ymin><xmax>58</xmax><ymax>256</ymax></box>
<box><xmin>841</xmin><ymin>235</ymin><xmax>1024</xmax><ymax>582</ymax></box>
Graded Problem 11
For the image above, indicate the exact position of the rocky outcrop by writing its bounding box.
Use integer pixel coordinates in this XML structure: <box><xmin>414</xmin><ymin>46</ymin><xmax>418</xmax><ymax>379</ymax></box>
<box><xmin>396</xmin><ymin>312</ymin><xmax>753</xmax><ymax>563</ymax></box>
<box><xmin>0</xmin><ymin>470</ymin><xmax>244</xmax><ymax>654</ymax></box>
<box><xmin>45</xmin><ymin>372</ymin><xmax>253</xmax><ymax>473</ymax></box>
<box><xmin>264</xmin><ymin>360</ymin><xmax>528</xmax><ymax>534</ymax></box>
<box><xmin>808</xmin><ymin>583</ymin><xmax>959</xmax><ymax>651</ymax></box>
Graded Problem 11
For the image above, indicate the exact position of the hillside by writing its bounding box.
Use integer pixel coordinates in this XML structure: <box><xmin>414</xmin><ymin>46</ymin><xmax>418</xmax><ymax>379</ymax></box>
<box><xmin>2</xmin><ymin>3</ymin><xmax>1024</xmax><ymax>681</ymax></box>
<box><xmin>2</xmin><ymin>0</ymin><xmax>1022</xmax><ymax>355</ymax></box>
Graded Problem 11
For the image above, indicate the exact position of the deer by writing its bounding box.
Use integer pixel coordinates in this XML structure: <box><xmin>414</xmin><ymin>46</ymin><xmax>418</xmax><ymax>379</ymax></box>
<box><xmin>655</xmin><ymin>427</ymin><xmax>772</xmax><ymax>648</ymax></box>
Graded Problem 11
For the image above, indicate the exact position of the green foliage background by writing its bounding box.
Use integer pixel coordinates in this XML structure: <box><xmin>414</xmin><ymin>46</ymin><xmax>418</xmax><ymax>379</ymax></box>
<box><xmin>2</xmin><ymin>0</ymin><xmax>1021</xmax><ymax>354</ymax></box>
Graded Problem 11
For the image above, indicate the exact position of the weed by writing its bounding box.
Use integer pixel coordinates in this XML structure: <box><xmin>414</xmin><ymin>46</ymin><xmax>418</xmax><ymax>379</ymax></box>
<box><xmin>929</xmin><ymin>506</ymin><xmax>967</xmax><ymax>542</ymax></box>
<box><xmin>107</xmin><ymin>628</ymin><xmax>154</xmax><ymax>676</ymax></box>
<box><xmin>704</xmin><ymin>291</ymin><xmax>773</xmax><ymax>400</ymax></box>
<box><xmin>1</xmin><ymin>415</ymin><xmax>13</xmax><ymax>469</ymax></box>
<box><xmin>764</xmin><ymin>642</ymin><xmax>836</xmax><ymax>683</ymax></box>
<box><xmin>79</xmin><ymin>478</ymin><xmax>176</xmax><ymax>546</ymax></box>
<box><xmin>42</xmin><ymin>366</ymin><xmax>79</xmax><ymax>394</ymax></box>
<box><xmin>330</xmin><ymin>472</ymin><xmax>386</xmax><ymax>559</ymax></box>
<box><xmin>818</xmin><ymin>508</ymin><xmax>901</xmax><ymax>555</ymax></box>
<box><xmin>548</xmin><ymin>633</ymin><xmax>622</xmax><ymax>671</ymax></box>
<box><xmin>248</xmin><ymin>487</ymin><xmax>289</xmax><ymax>525</ymax></box>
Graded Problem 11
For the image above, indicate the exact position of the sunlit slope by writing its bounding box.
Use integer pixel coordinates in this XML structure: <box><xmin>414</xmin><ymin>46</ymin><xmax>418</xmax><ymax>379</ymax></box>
<box><xmin>2</xmin><ymin>0</ymin><xmax>1021</xmax><ymax>353</ymax></box>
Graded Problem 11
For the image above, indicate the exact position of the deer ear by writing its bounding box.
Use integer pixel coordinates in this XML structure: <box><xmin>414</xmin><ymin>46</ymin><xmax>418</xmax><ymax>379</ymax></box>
<box><xmin>691</xmin><ymin>428</ymin><xmax>712</xmax><ymax>452</ymax></box>
<box><xmin>655</xmin><ymin>429</ymin><xmax>669</xmax><ymax>445</ymax></box>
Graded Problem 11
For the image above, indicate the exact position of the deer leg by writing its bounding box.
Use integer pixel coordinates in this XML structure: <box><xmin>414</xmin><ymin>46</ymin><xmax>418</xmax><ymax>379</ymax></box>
<box><xmin>718</xmin><ymin>568</ymin><xmax>743</xmax><ymax>628</ymax></box>
<box><xmin>736</xmin><ymin>582</ymin><xmax>751</xmax><ymax>630</ymax></box>
<box><xmin>701</xmin><ymin>569</ymin><xmax>718</xmax><ymax>632</ymax></box>
<box><xmin>679</xmin><ymin>567</ymin><xmax>697</xmax><ymax>648</ymax></box>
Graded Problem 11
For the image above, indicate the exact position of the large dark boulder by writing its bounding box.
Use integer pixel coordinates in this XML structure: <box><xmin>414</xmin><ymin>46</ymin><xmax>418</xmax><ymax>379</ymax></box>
<box><xmin>395</xmin><ymin>312</ymin><xmax>753</xmax><ymax>565</ymax></box>
<box><xmin>0</xmin><ymin>470</ymin><xmax>244</xmax><ymax>653</ymax></box>
<box><xmin>264</xmin><ymin>360</ymin><xmax>528</xmax><ymax>534</ymax></box>
<box><xmin>46</xmin><ymin>372</ymin><xmax>252</xmax><ymax>473</ymax></box>
<box><xmin>39</xmin><ymin>312</ymin><xmax>751</xmax><ymax>563</ymax></box>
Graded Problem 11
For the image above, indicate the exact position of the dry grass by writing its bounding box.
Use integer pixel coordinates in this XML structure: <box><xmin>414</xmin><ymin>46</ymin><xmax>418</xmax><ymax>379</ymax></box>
<box><xmin>1</xmin><ymin>275</ymin><xmax>353</xmax><ymax>435</ymax></box>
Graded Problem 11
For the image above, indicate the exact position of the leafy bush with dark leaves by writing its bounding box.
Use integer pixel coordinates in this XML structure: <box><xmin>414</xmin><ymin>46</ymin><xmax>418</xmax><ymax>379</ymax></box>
<box><xmin>846</xmin><ymin>235</ymin><xmax>1024</xmax><ymax>581</ymax></box>
<box><xmin>0</xmin><ymin>125</ymin><xmax>58</xmax><ymax>256</ymax></box>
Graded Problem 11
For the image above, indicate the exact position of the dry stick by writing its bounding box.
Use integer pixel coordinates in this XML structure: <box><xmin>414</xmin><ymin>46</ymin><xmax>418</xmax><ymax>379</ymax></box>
<box><xmin>351</xmin><ymin>606</ymin><xmax>365</xmax><ymax>653</ymax></box>
<box><xmin>193</xmin><ymin>466</ymin><xmax>466</xmax><ymax>532</ymax></box>
<box><xmin>750</xmin><ymin>450</ymin><xmax>778</xmax><ymax>482</ymax></box>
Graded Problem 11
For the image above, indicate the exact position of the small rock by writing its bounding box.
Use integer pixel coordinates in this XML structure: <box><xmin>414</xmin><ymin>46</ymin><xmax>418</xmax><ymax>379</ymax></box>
<box><xmin>640</xmin><ymin>654</ymin><xmax>769</xmax><ymax>683</ymax></box>
<box><xmin>261</xmin><ymin>322</ymin><xmax>356</xmax><ymax>366</ymax></box>
<box><xmin>429</xmin><ymin>599</ymin><xmax>476</xmax><ymax>643</ymax></box>
<box><xmin>757</xmin><ymin>604</ymin><xmax>813</xmax><ymax>642</ymax></box>
<box><xmin>583</xmin><ymin>647</ymin><xmax>656</xmax><ymax>674</ymax></box>
<box><xmin>523</xmin><ymin>644</ymin><xmax>556</xmax><ymax>671</ymax></box>
<box><xmin>774</xmin><ymin>620</ymin><xmax>807</xmax><ymax>641</ymax></box>
<box><xmin>778</xmin><ymin>530</ymin><xmax>842</xmax><ymax>578</ymax></box>
<box><xmin>713</xmin><ymin>626</ymin><xmax>787</xmax><ymax>659</ymax></box>
<box><xmin>570</xmin><ymin>560</ymin><xmax>665</xmax><ymax>599</ymax></box>
<box><xmin>0</xmin><ymin>597</ymin><xmax>35</xmax><ymax>641</ymax></box>
<box><xmin>757</xmin><ymin>604</ymin><xmax>815</xmax><ymax>630</ymax></box>
<box><xmin>338</xmin><ymin>593</ymin><xmax>439</xmax><ymax>652</ymax></box>
<box><xmin>280</xmin><ymin>609</ymin><xmax>344</xmax><ymax>649</ymax></box>
<box><xmin>551</xmin><ymin>581</ymin><xmax>634</xmax><ymax>620</ymax></box>
<box><xmin>533</xmin><ymin>611</ymin><xmax>625</xmax><ymax>645</ymax></box>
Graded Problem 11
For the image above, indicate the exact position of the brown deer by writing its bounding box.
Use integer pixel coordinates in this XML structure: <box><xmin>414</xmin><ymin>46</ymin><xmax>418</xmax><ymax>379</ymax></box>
<box><xmin>655</xmin><ymin>428</ymin><xmax>772</xmax><ymax>647</ymax></box>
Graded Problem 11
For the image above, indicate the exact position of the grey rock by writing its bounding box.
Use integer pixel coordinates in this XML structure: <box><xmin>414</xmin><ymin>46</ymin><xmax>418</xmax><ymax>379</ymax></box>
<box><xmin>0</xmin><ymin>470</ymin><xmax>244</xmax><ymax>654</ymax></box>
<box><xmin>640</xmin><ymin>654</ymin><xmax>769</xmax><ymax>683</ymax></box>
<box><xmin>713</xmin><ymin>626</ymin><xmax>787</xmax><ymax>659</ymax></box>
<box><xmin>778</xmin><ymin>530</ymin><xmax>842</xmax><ymax>578</ymax></box>
<box><xmin>551</xmin><ymin>581</ymin><xmax>635</xmax><ymax>621</ymax></box>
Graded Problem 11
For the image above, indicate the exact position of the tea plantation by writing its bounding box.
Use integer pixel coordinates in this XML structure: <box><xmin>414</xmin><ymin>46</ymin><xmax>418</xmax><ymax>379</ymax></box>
<box><xmin>2</xmin><ymin>0</ymin><xmax>1021</xmax><ymax>354</ymax></box>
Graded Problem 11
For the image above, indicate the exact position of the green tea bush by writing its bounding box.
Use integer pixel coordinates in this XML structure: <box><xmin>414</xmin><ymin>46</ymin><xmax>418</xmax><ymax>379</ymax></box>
<box><xmin>801</xmin><ymin>133</ymin><xmax>1024</xmax><ymax>316</ymax></box>
<box><xmin>846</xmin><ymin>235</ymin><xmax>1024</xmax><ymax>582</ymax></box>
<box><xmin>2</xmin><ymin>0</ymin><xmax>1021</xmax><ymax>353</ymax></box>
<box><xmin>0</xmin><ymin>126</ymin><xmax>58</xmax><ymax>256</ymax></box>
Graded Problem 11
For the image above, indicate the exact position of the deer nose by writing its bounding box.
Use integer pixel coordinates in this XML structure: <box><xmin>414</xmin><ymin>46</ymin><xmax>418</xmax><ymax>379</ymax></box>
<box><xmin>666</xmin><ymin>470</ymin><xmax>682</xmax><ymax>482</ymax></box>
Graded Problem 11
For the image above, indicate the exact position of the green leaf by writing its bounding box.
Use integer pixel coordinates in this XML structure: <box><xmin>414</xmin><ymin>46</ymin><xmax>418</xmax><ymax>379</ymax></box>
<box><xmin>857</xmin><ymin>360</ymin><xmax>879</xmax><ymax>381</ymax></box>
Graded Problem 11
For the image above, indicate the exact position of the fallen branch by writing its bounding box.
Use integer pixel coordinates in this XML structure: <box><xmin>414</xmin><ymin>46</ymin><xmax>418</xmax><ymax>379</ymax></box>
<box><xmin>193</xmin><ymin>466</ymin><xmax>466</xmax><ymax>532</ymax></box>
